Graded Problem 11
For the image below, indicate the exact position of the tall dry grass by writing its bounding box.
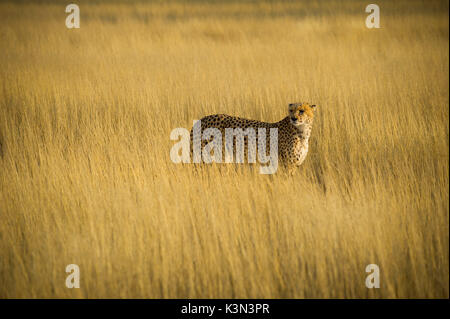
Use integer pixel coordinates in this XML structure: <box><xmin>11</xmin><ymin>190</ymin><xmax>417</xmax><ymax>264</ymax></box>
<box><xmin>0</xmin><ymin>0</ymin><xmax>448</xmax><ymax>298</ymax></box>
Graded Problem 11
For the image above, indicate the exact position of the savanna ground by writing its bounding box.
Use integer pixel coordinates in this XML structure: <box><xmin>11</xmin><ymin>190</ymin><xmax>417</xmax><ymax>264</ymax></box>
<box><xmin>0</xmin><ymin>0</ymin><xmax>448</xmax><ymax>298</ymax></box>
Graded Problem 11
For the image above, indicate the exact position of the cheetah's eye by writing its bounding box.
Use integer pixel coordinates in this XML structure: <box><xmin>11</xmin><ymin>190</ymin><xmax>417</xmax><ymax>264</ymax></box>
<box><xmin>299</xmin><ymin>110</ymin><xmax>305</xmax><ymax>115</ymax></box>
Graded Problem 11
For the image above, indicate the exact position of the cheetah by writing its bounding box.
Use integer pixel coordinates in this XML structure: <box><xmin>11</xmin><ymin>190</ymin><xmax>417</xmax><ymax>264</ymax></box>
<box><xmin>190</xmin><ymin>102</ymin><xmax>317</xmax><ymax>173</ymax></box>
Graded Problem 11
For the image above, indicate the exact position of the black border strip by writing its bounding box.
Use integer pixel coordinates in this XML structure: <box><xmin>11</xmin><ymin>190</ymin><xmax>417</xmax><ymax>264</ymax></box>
<box><xmin>1</xmin><ymin>299</ymin><xmax>448</xmax><ymax>317</ymax></box>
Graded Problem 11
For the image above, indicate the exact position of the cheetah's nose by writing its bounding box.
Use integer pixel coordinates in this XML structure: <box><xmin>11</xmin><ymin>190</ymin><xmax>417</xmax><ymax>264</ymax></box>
<box><xmin>291</xmin><ymin>117</ymin><xmax>297</xmax><ymax>122</ymax></box>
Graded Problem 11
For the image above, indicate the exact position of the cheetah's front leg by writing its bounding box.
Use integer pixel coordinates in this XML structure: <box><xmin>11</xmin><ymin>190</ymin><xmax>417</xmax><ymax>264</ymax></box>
<box><xmin>280</xmin><ymin>154</ymin><xmax>298</xmax><ymax>175</ymax></box>
<box><xmin>287</xmin><ymin>164</ymin><xmax>299</xmax><ymax>175</ymax></box>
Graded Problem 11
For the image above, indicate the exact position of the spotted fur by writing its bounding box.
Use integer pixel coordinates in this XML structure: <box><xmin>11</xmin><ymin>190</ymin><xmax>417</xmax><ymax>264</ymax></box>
<box><xmin>190</xmin><ymin>102</ymin><xmax>317</xmax><ymax>171</ymax></box>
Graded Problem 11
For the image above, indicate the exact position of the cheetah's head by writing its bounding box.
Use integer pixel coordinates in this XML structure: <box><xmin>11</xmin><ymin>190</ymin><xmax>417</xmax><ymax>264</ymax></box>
<box><xmin>288</xmin><ymin>103</ymin><xmax>316</xmax><ymax>127</ymax></box>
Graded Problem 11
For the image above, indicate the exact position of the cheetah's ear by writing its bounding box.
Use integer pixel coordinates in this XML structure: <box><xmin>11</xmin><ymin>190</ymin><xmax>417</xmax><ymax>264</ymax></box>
<box><xmin>310</xmin><ymin>104</ymin><xmax>317</xmax><ymax>109</ymax></box>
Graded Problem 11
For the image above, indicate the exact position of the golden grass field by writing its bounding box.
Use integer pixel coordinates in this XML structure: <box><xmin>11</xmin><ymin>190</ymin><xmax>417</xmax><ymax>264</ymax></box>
<box><xmin>0</xmin><ymin>0</ymin><xmax>448</xmax><ymax>298</ymax></box>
